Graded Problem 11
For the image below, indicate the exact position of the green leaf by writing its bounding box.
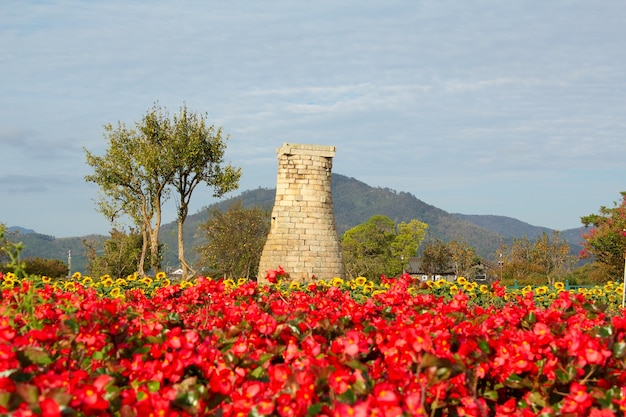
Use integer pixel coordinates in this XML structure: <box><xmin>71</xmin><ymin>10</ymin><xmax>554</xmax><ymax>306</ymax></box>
<box><xmin>504</xmin><ymin>373</ymin><xmax>524</xmax><ymax>389</ymax></box>
<box><xmin>338</xmin><ymin>388</ymin><xmax>356</xmax><ymax>404</ymax></box>
<box><xmin>478</xmin><ymin>339</ymin><xmax>490</xmax><ymax>354</ymax></box>
<box><xmin>527</xmin><ymin>392</ymin><xmax>547</xmax><ymax>408</ymax></box>
<box><xmin>345</xmin><ymin>359</ymin><xmax>368</xmax><ymax>372</ymax></box>
<box><xmin>521</xmin><ymin>312</ymin><xmax>536</xmax><ymax>330</ymax></box>
<box><xmin>249</xmin><ymin>366</ymin><xmax>267</xmax><ymax>380</ymax></box>
<box><xmin>613</xmin><ymin>341</ymin><xmax>626</xmax><ymax>359</ymax></box>
<box><xmin>597</xmin><ymin>324</ymin><xmax>613</xmax><ymax>338</ymax></box>
<box><xmin>482</xmin><ymin>390</ymin><xmax>498</xmax><ymax>401</ymax></box>
<box><xmin>63</xmin><ymin>318</ymin><xmax>80</xmax><ymax>333</ymax></box>
<box><xmin>147</xmin><ymin>380</ymin><xmax>160</xmax><ymax>392</ymax></box>
<box><xmin>306</xmin><ymin>403</ymin><xmax>323</xmax><ymax>417</ymax></box>
<box><xmin>16</xmin><ymin>347</ymin><xmax>52</xmax><ymax>367</ymax></box>
<box><xmin>15</xmin><ymin>383</ymin><xmax>39</xmax><ymax>405</ymax></box>
<box><xmin>0</xmin><ymin>392</ymin><xmax>10</xmax><ymax>409</ymax></box>
<box><xmin>92</xmin><ymin>350</ymin><xmax>105</xmax><ymax>361</ymax></box>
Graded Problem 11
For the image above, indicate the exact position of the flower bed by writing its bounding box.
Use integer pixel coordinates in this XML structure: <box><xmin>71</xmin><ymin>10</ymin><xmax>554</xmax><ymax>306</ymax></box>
<box><xmin>1</xmin><ymin>272</ymin><xmax>626</xmax><ymax>416</ymax></box>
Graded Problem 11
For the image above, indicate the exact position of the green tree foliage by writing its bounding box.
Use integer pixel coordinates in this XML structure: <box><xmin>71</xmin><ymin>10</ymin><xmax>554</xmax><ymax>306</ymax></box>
<box><xmin>0</xmin><ymin>223</ymin><xmax>26</xmax><ymax>277</ymax></box>
<box><xmin>85</xmin><ymin>104</ymin><xmax>173</xmax><ymax>275</ymax></box>
<box><xmin>448</xmin><ymin>239</ymin><xmax>481</xmax><ymax>278</ymax></box>
<box><xmin>532</xmin><ymin>231</ymin><xmax>575</xmax><ymax>285</ymax></box>
<box><xmin>23</xmin><ymin>257</ymin><xmax>68</xmax><ymax>278</ymax></box>
<box><xmin>83</xmin><ymin>228</ymin><xmax>145</xmax><ymax>278</ymax></box>
<box><xmin>169</xmin><ymin>104</ymin><xmax>241</xmax><ymax>279</ymax></box>
<box><xmin>501</xmin><ymin>231</ymin><xmax>575</xmax><ymax>285</ymax></box>
<box><xmin>85</xmin><ymin>102</ymin><xmax>240</xmax><ymax>278</ymax></box>
<box><xmin>197</xmin><ymin>201</ymin><xmax>270</xmax><ymax>279</ymax></box>
<box><xmin>419</xmin><ymin>238</ymin><xmax>453</xmax><ymax>277</ymax></box>
<box><xmin>341</xmin><ymin>215</ymin><xmax>428</xmax><ymax>280</ymax></box>
<box><xmin>581</xmin><ymin>192</ymin><xmax>626</xmax><ymax>281</ymax></box>
<box><xmin>419</xmin><ymin>239</ymin><xmax>482</xmax><ymax>279</ymax></box>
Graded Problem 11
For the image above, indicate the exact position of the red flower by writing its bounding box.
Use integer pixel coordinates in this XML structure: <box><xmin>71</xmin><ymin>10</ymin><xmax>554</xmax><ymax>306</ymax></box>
<box><xmin>39</xmin><ymin>398</ymin><xmax>61</xmax><ymax>417</ymax></box>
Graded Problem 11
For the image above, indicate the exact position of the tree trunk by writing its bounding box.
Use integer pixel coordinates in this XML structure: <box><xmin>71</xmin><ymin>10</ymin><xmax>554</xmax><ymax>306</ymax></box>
<box><xmin>149</xmin><ymin>197</ymin><xmax>163</xmax><ymax>273</ymax></box>
<box><xmin>138</xmin><ymin>226</ymin><xmax>148</xmax><ymax>277</ymax></box>
<box><xmin>177</xmin><ymin>202</ymin><xmax>195</xmax><ymax>280</ymax></box>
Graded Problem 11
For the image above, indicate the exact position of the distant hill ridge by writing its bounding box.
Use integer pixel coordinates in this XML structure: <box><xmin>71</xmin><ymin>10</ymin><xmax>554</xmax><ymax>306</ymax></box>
<box><xmin>7</xmin><ymin>173</ymin><xmax>586</xmax><ymax>272</ymax></box>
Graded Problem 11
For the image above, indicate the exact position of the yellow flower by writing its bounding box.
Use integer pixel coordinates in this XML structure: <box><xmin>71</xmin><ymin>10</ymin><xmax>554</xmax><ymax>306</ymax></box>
<box><xmin>72</xmin><ymin>271</ymin><xmax>82</xmax><ymax>280</ymax></box>
<box><xmin>407</xmin><ymin>287</ymin><xmax>417</xmax><ymax>296</ymax></box>
<box><xmin>554</xmin><ymin>282</ymin><xmax>565</xmax><ymax>290</ymax></box>
<box><xmin>110</xmin><ymin>287</ymin><xmax>122</xmax><ymax>298</ymax></box>
<box><xmin>456</xmin><ymin>276</ymin><xmax>468</xmax><ymax>285</ymax></box>
<box><xmin>364</xmin><ymin>281</ymin><xmax>375</xmax><ymax>290</ymax></box>
<box><xmin>331</xmin><ymin>277</ymin><xmax>344</xmax><ymax>287</ymax></box>
<box><xmin>41</xmin><ymin>276</ymin><xmax>51</xmax><ymax>284</ymax></box>
<box><xmin>100</xmin><ymin>274</ymin><xmax>111</xmax><ymax>281</ymax></box>
<box><xmin>82</xmin><ymin>276</ymin><xmax>93</xmax><ymax>287</ymax></box>
<box><xmin>140</xmin><ymin>277</ymin><xmax>153</xmax><ymax>285</ymax></box>
<box><xmin>371</xmin><ymin>290</ymin><xmax>386</xmax><ymax>296</ymax></box>
<box><xmin>156</xmin><ymin>271</ymin><xmax>167</xmax><ymax>280</ymax></box>
<box><xmin>479</xmin><ymin>284</ymin><xmax>489</xmax><ymax>294</ymax></box>
<box><xmin>463</xmin><ymin>283</ymin><xmax>474</xmax><ymax>292</ymax></box>
<box><xmin>237</xmin><ymin>278</ymin><xmax>247</xmax><ymax>286</ymax></box>
<box><xmin>161</xmin><ymin>278</ymin><xmax>171</xmax><ymax>288</ymax></box>
<box><xmin>127</xmin><ymin>273</ymin><xmax>138</xmax><ymax>281</ymax></box>
<box><xmin>64</xmin><ymin>281</ymin><xmax>76</xmax><ymax>292</ymax></box>
<box><xmin>1</xmin><ymin>279</ymin><xmax>14</xmax><ymax>289</ymax></box>
<box><xmin>317</xmin><ymin>279</ymin><xmax>328</xmax><ymax>287</ymax></box>
<box><xmin>115</xmin><ymin>278</ymin><xmax>128</xmax><ymax>287</ymax></box>
<box><xmin>289</xmin><ymin>281</ymin><xmax>301</xmax><ymax>290</ymax></box>
<box><xmin>449</xmin><ymin>284</ymin><xmax>459</xmax><ymax>295</ymax></box>
<box><xmin>180</xmin><ymin>280</ymin><xmax>194</xmax><ymax>289</ymax></box>
<box><xmin>224</xmin><ymin>278</ymin><xmax>236</xmax><ymax>288</ymax></box>
<box><xmin>535</xmin><ymin>286</ymin><xmax>548</xmax><ymax>295</ymax></box>
<box><xmin>101</xmin><ymin>277</ymin><xmax>114</xmax><ymax>288</ymax></box>
<box><xmin>355</xmin><ymin>277</ymin><xmax>367</xmax><ymax>287</ymax></box>
<box><xmin>5</xmin><ymin>272</ymin><xmax>16</xmax><ymax>280</ymax></box>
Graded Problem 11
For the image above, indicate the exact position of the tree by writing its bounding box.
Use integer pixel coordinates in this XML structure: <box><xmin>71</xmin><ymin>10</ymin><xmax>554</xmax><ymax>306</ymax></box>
<box><xmin>341</xmin><ymin>215</ymin><xmax>427</xmax><ymax>280</ymax></box>
<box><xmin>83</xmin><ymin>228</ymin><xmax>145</xmax><ymax>278</ymax></box>
<box><xmin>447</xmin><ymin>239</ymin><xmax>480</xmax><ymax>279</ymax></box>
<box><xmin>532</xmin><ymin>231</ymin><xmax>575</xmax><ymax>285</ymax></box>
<box><xmin>85</xmin><ymin>104</ymin><xmax>173</xmax><ymax>275</ymax></box>
<box><xmin>85</xmin><ymin>103</ymin><xmax>240</xmax><ymax>278</ymax></box>
<box><xmin>419</xmin><ymin>238</ymin><xmax>453</xmax><ymax>278</ymax></box>
<box><xmin>581</xmin><ymin>192</ymin><xmax>626</xmax><ymax>281</ymax></box>
<box><xmin>23</xmin><ymin>257</ymin><xmax>68</xmax><ymax>278</ymax></box>
<box><xmin>197</xmin><ymin>201</ymin><xmax>270</xmax><ymax>279</ymax></box>
<box><xmin>504</xmin><ymin>236</ymin><xmax>535</xmax><ymax>282</ymax></box>
<box><xmin>168</xmin><ymin>104</ymin><xmax>242</xmax><ymax>279</ymax></box>
<box><xmin>501</xmin><ymin>232</ymin><xmax>575</xmax><ymax>285</ymax></box>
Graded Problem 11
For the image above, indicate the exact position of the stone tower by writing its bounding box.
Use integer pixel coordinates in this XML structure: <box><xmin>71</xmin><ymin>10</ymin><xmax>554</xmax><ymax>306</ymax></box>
<box><xmin>258</xmin><ymin>143</ymin><xmax>345</xmax><ymax>283</ymax></box>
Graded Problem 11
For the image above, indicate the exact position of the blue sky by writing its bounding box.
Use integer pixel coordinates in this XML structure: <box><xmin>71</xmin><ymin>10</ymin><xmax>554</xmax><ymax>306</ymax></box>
<box><xmin>1</xmin><ymin>1</ymin><xmax>625</xmax><ymax>237</ymax></box>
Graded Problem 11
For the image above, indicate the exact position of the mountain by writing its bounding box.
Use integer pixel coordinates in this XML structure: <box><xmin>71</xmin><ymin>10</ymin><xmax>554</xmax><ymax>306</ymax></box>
<box><xmin>452</xmin><ymin>213</ymin><xmax>586</xmax><ymax>256</ymax></box>
<box><xmin>6</xmin><ymin>173</ymin><xmax>586</xmax><ymax>273</ymax></box>
<box><xmin>159</xmin><ymin>174</ymin><xmax>583</xmax><ymax>266</ymax></box>
<box><xmin>7</xmin><ymin>226</ymin><xmax>36</xmax><ymax>234</ymax></box>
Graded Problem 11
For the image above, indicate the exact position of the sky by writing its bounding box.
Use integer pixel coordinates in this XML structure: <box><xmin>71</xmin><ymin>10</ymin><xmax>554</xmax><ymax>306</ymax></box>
<box><xmin>1</xmin><ymin>1</ymin><xmax>625</xmax><ymax>238</ymax></box>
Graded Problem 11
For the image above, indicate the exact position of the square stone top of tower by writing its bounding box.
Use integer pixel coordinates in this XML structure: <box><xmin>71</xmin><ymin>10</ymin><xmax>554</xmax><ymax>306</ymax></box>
<box><xmin>277</xmin><ymin>143</ymin><xmax>336</xmax><ymax>158</ymax></box>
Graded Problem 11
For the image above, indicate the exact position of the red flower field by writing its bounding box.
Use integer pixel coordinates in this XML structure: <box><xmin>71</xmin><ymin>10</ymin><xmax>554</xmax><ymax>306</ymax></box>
<box><xmin>1</xmin><ymin>272</ymin><xmax>626</xmax><ymax>416</ymax></box>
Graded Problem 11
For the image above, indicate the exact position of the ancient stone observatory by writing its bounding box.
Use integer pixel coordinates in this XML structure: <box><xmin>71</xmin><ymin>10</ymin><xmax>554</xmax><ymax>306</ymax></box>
<box><xmin>258</xmin><ymin>143</ymin><xmax>345</xmax><ymax>283</ymax></box>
